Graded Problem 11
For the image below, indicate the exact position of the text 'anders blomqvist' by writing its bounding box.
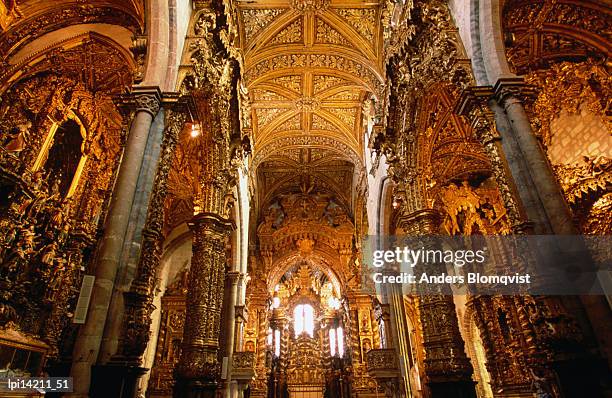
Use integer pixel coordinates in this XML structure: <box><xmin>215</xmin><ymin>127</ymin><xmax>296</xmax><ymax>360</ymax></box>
<box><xmin>371</xmin><ymin>247</ymin><xmax>532</xmax><ymax>286</ymax></box>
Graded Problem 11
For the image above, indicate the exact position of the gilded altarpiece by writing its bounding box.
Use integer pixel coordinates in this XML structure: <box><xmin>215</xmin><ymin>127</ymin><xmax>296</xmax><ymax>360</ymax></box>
<box><xmin>147</xmin><ymin>270</ymin><xmax>189</xmax><ymax>398</ymax></box>
<box><xmin>242</xmin><ymin>185</ymin><xmax>380</xmax><ymax>398</ymax></box>
<box><xmin>0</xmin><ymin>34</ymin><xmax>134</xmax><ymax>373</ymax></box>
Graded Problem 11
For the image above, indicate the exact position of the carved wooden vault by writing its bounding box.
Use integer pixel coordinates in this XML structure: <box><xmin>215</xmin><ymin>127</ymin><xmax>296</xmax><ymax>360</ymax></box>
<box><xmin>237</xmin><ymin>0</ymin><xmax>385</xmax><ymax>162</ymax></box>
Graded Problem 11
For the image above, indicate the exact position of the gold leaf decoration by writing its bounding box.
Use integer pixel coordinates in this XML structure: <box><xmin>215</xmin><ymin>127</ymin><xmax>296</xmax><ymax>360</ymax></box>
<box><xmin>242</xmin><ymin>9</ymin><xmax>284</xmax><ymax>43</ymax></box>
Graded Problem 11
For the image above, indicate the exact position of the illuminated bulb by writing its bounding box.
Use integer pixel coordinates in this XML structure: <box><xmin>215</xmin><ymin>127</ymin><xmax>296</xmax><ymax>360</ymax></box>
<box><xmin>272</xmin><ymin>296</ymin><xmax>280</xmax><ymax>308</ymax></box>
<box><xmin>190</xmin><ymin>123</ymin><xmax>200</xmax><ymax>137</ymax></box>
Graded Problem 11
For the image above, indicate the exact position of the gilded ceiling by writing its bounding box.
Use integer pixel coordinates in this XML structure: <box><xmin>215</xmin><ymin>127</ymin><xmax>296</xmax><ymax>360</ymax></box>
<box><xmin>257</xmin><ymin>147</ymin><xmax>355</xmax><ymax>212</ymax></box>
<box><xmin>236</xmin><ymin>0</ymin><xmax>385</xmax><ymax>216</ymax></box>
<box><xmin>0</xmin><ymin>0</ymin><xmax>144</xmax><ymax>57</ymax></box>
<box><xmin>237</xmin><ymin>0</ymin><xmax>385</xmax><ymax>159</ymax></box>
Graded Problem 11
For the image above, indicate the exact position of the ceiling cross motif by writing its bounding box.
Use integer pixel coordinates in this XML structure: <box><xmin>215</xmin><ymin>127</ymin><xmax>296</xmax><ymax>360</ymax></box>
<box><xmin>236</xmin><ymin>0</ymin><xmax>385</xmax><ymax>159</ymax></box>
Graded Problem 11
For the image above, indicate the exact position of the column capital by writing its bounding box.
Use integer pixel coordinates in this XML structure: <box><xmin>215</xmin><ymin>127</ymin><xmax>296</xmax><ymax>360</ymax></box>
<box><xmin>227</xmin><ymin>270</ymin><xmax>241</xmax><ymax>285</ymax></box>
<box><xmin>133</xmin><ymin>86</ymin><xmax>162</xmax><ymax>116</ymax></box>
<box><xmin>493</xmin><ymin>77</ymin><xmax>527</xmax><ymax>106</ymax></box>
<box><xmin>116</xmin><ymin>86</ymin><xmax>163</xmax><ymax>117</ymax></box>
<box><xmin>188</xmin><ymin>212</ymin><xmax>236</xmax><ymax>236</ymax></box>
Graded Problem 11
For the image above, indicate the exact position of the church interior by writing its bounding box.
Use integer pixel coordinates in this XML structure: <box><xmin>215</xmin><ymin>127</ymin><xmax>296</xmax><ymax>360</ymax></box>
<box><xmin>0</xmin><ymin>0</ymin><xmax>611</xmax><ymax>397</ymax></box>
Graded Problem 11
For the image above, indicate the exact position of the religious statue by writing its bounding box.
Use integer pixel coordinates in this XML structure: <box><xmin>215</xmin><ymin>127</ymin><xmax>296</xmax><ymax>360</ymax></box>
<box><xmin>3</xmin><ymin>121</ymin><xmax>31</xmax><ymax>154</ymax></box>
<box><xmin>40</xmin><ymin>241</ymin><xmax>58</xmax><ymax>267</ymax></box>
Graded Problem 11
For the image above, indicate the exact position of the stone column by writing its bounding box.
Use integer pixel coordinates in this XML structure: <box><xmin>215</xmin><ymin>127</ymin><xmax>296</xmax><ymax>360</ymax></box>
<box><xmin>68</xmin><ymin>87</ymin><xmax>161</xmax><ymax>397</ymax></box>
<box><xmin>493</xmin><ymin>78</ymin><xmax>577</xmax><ymax>235</ymax></box>
<box><xmin>87</xmin><ymin>104</ymin><xmax>186</xmax><ymax>397</ymax></box>
<box><xmin>387</xmin><ymin>284</ymin><xmax>414</xmax><ymax>397</ymax></box>
<box><xmin>174</xmin><ymin>213</ymin><xmax>234</xmax><ymax>398</ymax></box>
<box><xmin>397</xmin><ymin>209</ymin><xmax>476</xmax><ymax>398</ymax></box>
<box><xmin>222</xmin><ymin>271</ymin><xmax>240</xmax><ymax>398</ymax></box>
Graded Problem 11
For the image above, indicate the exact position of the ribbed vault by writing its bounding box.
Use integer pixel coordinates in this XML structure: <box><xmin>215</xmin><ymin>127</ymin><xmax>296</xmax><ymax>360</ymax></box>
<box><xmin>236</xmin><ymin>0</ymin><xmax>385</xmax><ymax>214</ymax></box>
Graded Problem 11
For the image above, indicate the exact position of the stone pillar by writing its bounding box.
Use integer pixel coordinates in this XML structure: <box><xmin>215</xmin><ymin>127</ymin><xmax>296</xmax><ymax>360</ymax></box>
<box><xmin>87</xmin><ymin>104</ymin><xmax>187</xmax><ymax>397</ymax></box>
<box><xmin>97</xmin><ymin>108</ymin><xmax>166</xmax><ymax>364</ymax></box>
<box><xmin>174</xmin><ymin>213</ymin><xmax>235</xmax><ymax>398</ymax></box>
<box><xmin>397</xmin><ymin>209</ymin><xmax>476</xmax><ymax>398</ymax></box>
<box><xmin>221</xmin><ymin>271</ymin><xmax>240</xmax><ymax>398</ymax></box>
<box><xmin>68</xmin><ymin>87</ymin><xmax>161</xmax><ymax>397</ymax></box>
<box><xmin>493</xmin><ymin>78</ymin><xmax>577</xmax><ymax>235</ymax></box>
<box><xmin>387</xmin><ymin>284</ymin><xmax>414</xmax><ymax>397</ymax></box>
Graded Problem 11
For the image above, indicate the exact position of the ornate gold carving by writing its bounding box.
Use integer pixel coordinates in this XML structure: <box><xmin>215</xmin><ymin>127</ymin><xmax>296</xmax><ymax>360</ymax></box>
<box><xmin>294</xmin><ymin>97</ymin><xmax>320</xmax><ymax>112</ymax></box>
<box><xmin>273</xmin><ymin>113</ymin><xmax>302</xmax><ymax>132</ymax></box>
<box><xmin>0</xmin><ymin>34</ymin><xmax>133</xmax><ymax>358</ymax></box>
<box><xmin>313</xmin><ymin>75</ymin><xmax>350</xmax><ymax>94</ymax></box>
<box><xmin>328</xmin><ymin>107</ymin><xmax>357</xmax><ymax>128</ymax></box>
<box><xmin>271</xmin><ymin>75</ymin><xmax>302</xmax><ymax>94</ymax></box>
<box><xmin>365</xmin><ymin>349</ymin><xmax>398</xmax><ymax>376</ymax></box>
<box><xmin>147</xmin><ymin>274</ymin><xmax>188</xmax><ymax>396</ymax></box>
<box><xmin>315</xmin><ymin>18</ymin><xmax>350</xmax><ymax>46</ymax></box>
<box><xmin>438</xmin><ymin>180</ymin><xmax>510</xmax><ymax>235</ymax></box>
<box><xmin>256</xmin><ymin>108</ymin><xmax>289</xmax><ymax>130</ymax></box>
<box><xmin>0</xmin><ymin>4</ymin><xmax>143</xmax><ymax>58</ymax></box>
<box><xmin>291</xmin><ymin>0</ymin><xmax>330</xmax><ymax>13</ymax></box>
<box><xmin>241</xmin><ymin>9</ymin><xmax>284</xmax><ymax>43</ymax></box>
<box><xmin>177</xmin><ymin>214</ymin><xmax>234</xmax><ymax>381</ymax></box>
<box><xmin>502</xmin><ymin>0</ymin><xmax>610</xmax><ymax>74</ymax></box>
<box><xmin>0</xmin><ymin>0</ymin><xmax>21</xmax><ymax>31</ymax></box>
<box><xmin>523</xmin><ymin>61</ymin><xmax>610</xmax><ymax>147</ymax></box>
<box><xmin>269</xmin><ymin>18</ymin><xmax>303</xmax><ymax>45</ymax></box>
<box><xmin>311</xmin><ymin>114</ymin><xmax>337</xmax><ymax>131</ymax></box>
<box><xmin>554</xmin><ymin>156</ymin><xmax>612</xmax><ymax>235</ymax></box>
<box><xmin>334</xmin><ymin>8</ymin><xmax>376</xmax><ymax>42</ymax></box>
<box><xmin>245</xmin><ymin>54</ymin><xmax>382</xmax><ymax>95</ymax></box>
<box><xmin>252</xmin><ymin>89</ymin><xmax>289</xmax><ymax>102</ymax></box>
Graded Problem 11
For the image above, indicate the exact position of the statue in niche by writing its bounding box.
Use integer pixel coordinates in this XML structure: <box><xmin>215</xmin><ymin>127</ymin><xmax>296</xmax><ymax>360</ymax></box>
<box><xmin>43</xmin><ymin>119</ymin><xmax>83</xmax><ymax>197</ymax></box>
<box><xmin>46</xmin><ymin>254</ymin><xmax>67</xmax><ymax>300</ymax></box>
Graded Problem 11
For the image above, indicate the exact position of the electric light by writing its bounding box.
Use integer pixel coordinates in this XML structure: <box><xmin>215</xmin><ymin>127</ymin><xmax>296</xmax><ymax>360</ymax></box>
<box><xmin>272</xmin><ymin>296</ymin><xmax>280</xmax><ymax>308</ymax></box>
<box><xmin>190</xmin><ymin>123</ymin><xmax>200</xmax><ymax>137</ymax></box>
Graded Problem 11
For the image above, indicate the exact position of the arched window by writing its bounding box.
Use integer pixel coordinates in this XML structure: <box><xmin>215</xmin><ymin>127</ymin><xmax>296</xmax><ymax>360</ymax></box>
<box><xmin>329</xmin><ymin>326</ymin><xmax>345</xmax><ymax>357</ymax></box>
<box><xmin>294</xmin><ymin>304</ymin><xmax>314</xmax><ymax>337</ymax></box>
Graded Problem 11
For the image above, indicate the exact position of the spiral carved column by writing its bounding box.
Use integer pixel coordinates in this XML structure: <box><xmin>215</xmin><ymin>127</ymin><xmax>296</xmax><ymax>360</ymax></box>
<box><xmin>173</xmin><ymin>213</ymin><xmax>234</xmax><ymax>398</ymax></box>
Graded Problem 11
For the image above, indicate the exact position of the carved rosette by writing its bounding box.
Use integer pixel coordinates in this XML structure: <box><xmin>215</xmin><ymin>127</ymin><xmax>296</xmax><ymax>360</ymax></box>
<box><xmin>176</xmin><ymin>213</ymin><xmax>235</xmax><ymax>382</ymax></box>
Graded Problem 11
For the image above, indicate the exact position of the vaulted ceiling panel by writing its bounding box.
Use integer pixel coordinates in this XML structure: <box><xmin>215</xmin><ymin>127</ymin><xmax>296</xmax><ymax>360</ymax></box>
<box><xmin>237</xmin><ymin>0</ymin><xmax>384</xmax><ymax>213</ymax></box>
